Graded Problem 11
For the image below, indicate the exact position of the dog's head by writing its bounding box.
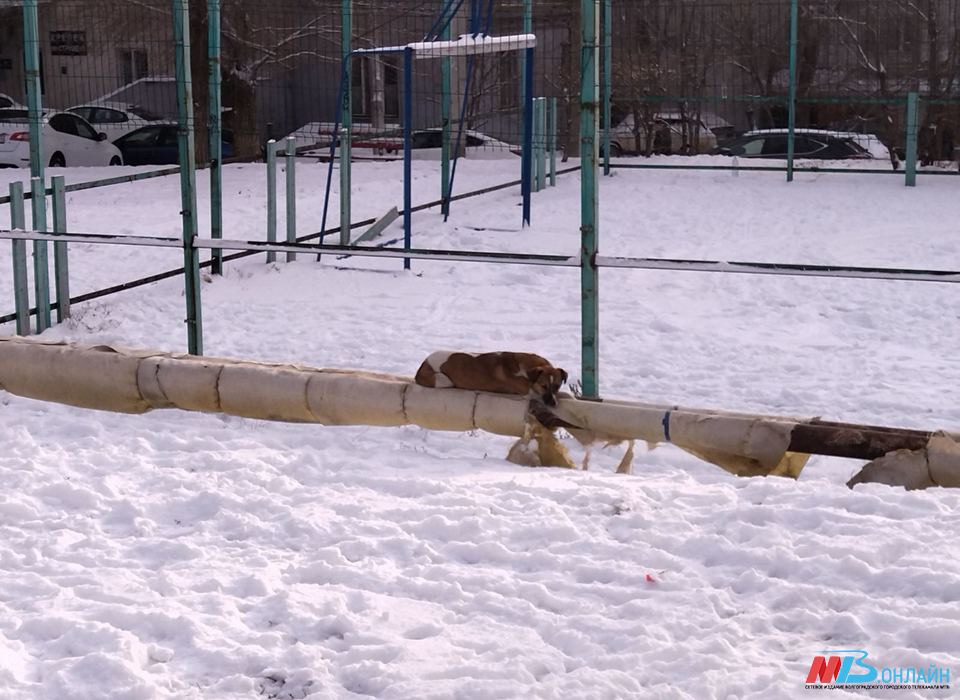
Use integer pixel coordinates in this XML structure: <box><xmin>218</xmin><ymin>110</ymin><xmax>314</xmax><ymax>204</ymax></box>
<box><xmin>529</xmin><ymin>366</ymin><xmax>568</xmax><ymax>407</ymax></box>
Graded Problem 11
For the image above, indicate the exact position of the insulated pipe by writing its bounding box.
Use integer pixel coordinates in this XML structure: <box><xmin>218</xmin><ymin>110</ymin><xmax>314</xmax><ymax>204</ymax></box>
<box><xmin>3</xmin><ymin>339</ymin><xmax>959</xmax><ymax>479</ymax></box>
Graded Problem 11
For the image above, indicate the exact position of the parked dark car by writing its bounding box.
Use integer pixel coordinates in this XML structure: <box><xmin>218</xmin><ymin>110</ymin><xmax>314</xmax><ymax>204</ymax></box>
<box><xmin>113</xmin><ymin>124</ymin><xmax>234</xmax><ymax>165</ymax></box>
<box><xmin>710</xmin><ymin>129</ymin><xmax>875</xmax><ymax>160</ymax></box>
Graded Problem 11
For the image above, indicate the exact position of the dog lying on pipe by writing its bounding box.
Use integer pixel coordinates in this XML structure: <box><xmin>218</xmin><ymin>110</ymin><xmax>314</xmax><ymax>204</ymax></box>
<box><xmin>415</xmin><ymin>351</ymin><xmax>569</xmax><ymax>407</ymax></box>
<box><xmin>415</xmin><ymin>350</ymin><xmax>577</xmax><ymax>432</ymax></box>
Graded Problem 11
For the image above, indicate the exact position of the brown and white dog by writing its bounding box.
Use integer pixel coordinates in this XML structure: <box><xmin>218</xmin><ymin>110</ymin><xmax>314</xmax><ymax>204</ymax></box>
<box><xmin>415</xmin><ymin>351</ymin><xmax>568</xmax><ymax>407</ymax></box>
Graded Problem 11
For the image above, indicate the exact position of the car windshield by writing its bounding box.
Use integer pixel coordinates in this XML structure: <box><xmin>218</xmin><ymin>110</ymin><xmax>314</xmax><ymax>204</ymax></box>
<box><xmin>127</xmin><ymin>105</ymin><xmax>162</xmax><ymax>121</ymax></box>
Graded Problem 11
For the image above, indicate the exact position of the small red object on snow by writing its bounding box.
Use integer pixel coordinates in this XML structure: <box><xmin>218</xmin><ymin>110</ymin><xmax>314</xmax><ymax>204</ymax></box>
<box><xmin>645</xmin><ymin>573</ymin><xmax>656</xmax><ymax>583</ymax></box>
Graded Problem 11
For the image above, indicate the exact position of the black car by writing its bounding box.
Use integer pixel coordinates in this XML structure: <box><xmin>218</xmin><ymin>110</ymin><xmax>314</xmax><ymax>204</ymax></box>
<box><xmin>113</xmin><ymin>124</ymin><xmax>234</xmax><ymax>165</ymax></box>
<box><xmin>711</xmin><ymin>130</ymin><xmax>872</xmax><ymax>160</ymax></box>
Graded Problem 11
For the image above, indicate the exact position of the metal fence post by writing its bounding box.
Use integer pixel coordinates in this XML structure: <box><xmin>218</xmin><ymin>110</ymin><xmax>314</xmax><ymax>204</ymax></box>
<box><xmin>208</xmin><ymin>0</ymin><xmax>223</xmax><ymax>275</ymax></box>
<box><xmin>580</xmin><ymin>0</ymin><xmax>600</xmax><ymax>399</ymax></box>
<box><xmin>440</xmin><ymin>0</ymin><xmax>452</xmax><ymax>218</ymax></box>
<box><xmin>403</xmin><ymin>46</ymin><xmax>413</xmax><ymax>270</ymax></box>
<box><xmin>9</xmin><ymin>182</ymin><xmax>30</xmax><ymax>336</ymax></box>
<box><xmin>340</xmin><ymin>0</ymin><xmax>352</xmax><ymax>243</ymax></box>
<box><xmin>535</xmin><ymin>97</ymin><xmax>546</xmax><ymax>192</ymax></box>
<box><xmin>786</xmin><ymin>0</ymin><xmax>799</xmax><ymax>183</ymax></box>
<box><xmin>602</xmin><ymin>0</ymin><xmax>611</xmax><ymax>176</ymax></box>
<box><xmin>51</xmin><ymin>175</ymin><xmax>70</xmax><ymax>322</ymax></box>
<box><xmin>548</xmin><ymin>96</ymin><xmax>557</xmax><ymax>187</ymax></box>
<box><xmin>173</xmin><ymin>0</ymin><xmax>203</xmax><ymax>356</ymax></box>
<box><xmin>31</xmin><ymin>177</ymin><xmax>50</xmax><ymax>332</ymax></box>
<box><xmin>285</xmin><ymin>136</ymin><xmax>297</xmax><ymax>262</ymax></box>
<box><xmin>23</xmin><ymin>0</ymin><xmax>43</xmax><ymax>182</ymax></box>
<box><xmin>520</xmin><ymin>0</ymin><xmax>533</xmax><ymax>196</ymax></box>
<box><xmin>521</xmin><ymin>46</ymin><xmax>534</xmax><ymax>226</ymax></box>
<box><xmin>266</xmin><ymin>139</ymin><xmax>277</xmax><ymax>263</ymax></box>
<box><xmin>905</xmin><ymin>92</ymin><xmax>919</xmax><ymax>187</ymax></box>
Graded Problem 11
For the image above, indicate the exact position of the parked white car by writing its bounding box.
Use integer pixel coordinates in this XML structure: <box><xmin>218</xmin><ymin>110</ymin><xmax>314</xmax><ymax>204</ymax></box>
<box><xmin>605</xmin><ymin>110</ymin><xmax>734</xmax><ymax>156</ymax></box>
<box><xmin>0</xmin><ymin>93</ymin><xmax>25</xmax><ymax>110</ymax></box>
<box><xmin>0</xmin><ymin>109</ymin><xmax>124</xmax><ymax>168</ymax></box>
<box><xmin>66</xmin><ymin>101</ymin><xmax>163</xmax><ymax>139</ymax></box>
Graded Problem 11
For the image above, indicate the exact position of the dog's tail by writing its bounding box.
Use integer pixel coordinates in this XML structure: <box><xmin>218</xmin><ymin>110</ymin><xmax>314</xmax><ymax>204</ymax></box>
<box><xmin>528</xmin><ymin>399</ymin><xmax>583</xmax><ymax>432</ymax></box>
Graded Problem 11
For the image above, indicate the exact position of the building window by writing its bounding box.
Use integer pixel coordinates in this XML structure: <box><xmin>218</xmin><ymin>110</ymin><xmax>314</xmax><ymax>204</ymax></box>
<box><xmin>119</xmin><ymin>49</ymin><xmax>148</xmax><ymax>85</ymax></box>
<box><xmin>499</xmin><ymin>53</ymin><xmax>519</xmax><ymax>109</ymax></box>
<box><xmin>351</xmin><ymin>57</ymin><xmax>399</xmax><ymax>121</ymax></box>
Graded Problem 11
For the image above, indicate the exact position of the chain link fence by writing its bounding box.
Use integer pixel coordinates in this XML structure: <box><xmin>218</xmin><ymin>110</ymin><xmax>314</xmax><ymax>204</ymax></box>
<box><xmin>1</xmin><ymin>0</ymin><xmax>958</xmax><ymax>168</ymax></box>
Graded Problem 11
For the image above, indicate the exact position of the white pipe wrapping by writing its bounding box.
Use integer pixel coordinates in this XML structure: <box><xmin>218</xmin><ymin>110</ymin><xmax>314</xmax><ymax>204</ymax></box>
<box><xmin>0</xmin><ymin>338</ymin><xmax>805</xmax><ymax>477</ymax></box>
<box><xmin>5</xmin><ymin>338</ymin><xmax>958</xmax><ymax>487</ymax></box>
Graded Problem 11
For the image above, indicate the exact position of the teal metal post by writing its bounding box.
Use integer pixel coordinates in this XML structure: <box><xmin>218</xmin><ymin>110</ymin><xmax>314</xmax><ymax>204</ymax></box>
<box><xmin>340</xmin><ymin>0</ymin><xmax>352</xmax><ymax>244</ymax></box>
<box><xmin>208</xmin><ymin>0</ymin><xmax>223</xmax><ymax>275</ymax></box>
<box><xmin>9</xmin><ymin>182</ymin><xmax>30</xmax><ymax>336</ymax></box>
<box><xmin>173</xmin><ymin>0</ymin><xmax>203</xmax><ymax>356</ymax></box>
<box><xmin>51</xmin><ymin>175</ymin><xmax>70</xmax><ymax>322</ymax></box>
<box><xmin>548</xmin><ymin>96</ymin><xmax>557</xmax><ymax>186</ymax></box>
<box><xmin>23</xmin><ymin>0</ymin><xmax>49</xmax><ymax>331</ymax></box>
<box><xmin>440</xmin><ymin>1</ymin><xmax>452</xmax><ymax>217</ymax></box>
<box><xmin>905</xmin><ymin>92</ymin><xmax>919</xmax><ymax>187</ymax></box>
<box><xmin>786</xmin><ymin>0</ymin><xmax>799</xmax><ymax>182</ymax></box>
<box><xmin>535</xmin><ymin>97</ymin><xmax>547</xmax><ymax>192</ymax></box>
<box><xmin>31</xmin><ymin>177</ymin><xmax>50</xmax><ymax>332</ymax></box>
<box><xmin>602</xmin><ymin>0</ymin><xmax>611</xmax><ymax>176</ymax></box>
<box><xmin>266</xmin><ymin>139</ymin><xmax>277</xmax><ymax>263</ymax></box>
<box><xmin>23</xmin><ymin>0</ymin><xmax>44</xmax><ymax>181</ymax></box>
<box><xmin>580</xmin><ymin>0</ymin><xmax>600</xmax><ymax>399</ymax></box>
<box><xmin>285</xmin><ymin>136</ymin><xmax>297</xmax><ymax>262</ymax></box>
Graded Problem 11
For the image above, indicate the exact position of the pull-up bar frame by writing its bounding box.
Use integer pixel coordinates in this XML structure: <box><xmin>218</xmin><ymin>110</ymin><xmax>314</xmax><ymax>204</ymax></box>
<box><xmin>320</xmin><ymin>32</ymin><xmax>537</xmax><ymax>270</ymax></box>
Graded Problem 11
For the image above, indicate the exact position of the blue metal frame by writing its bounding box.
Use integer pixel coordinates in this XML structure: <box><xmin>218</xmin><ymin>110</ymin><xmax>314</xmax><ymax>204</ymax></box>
<box><xmin>521</xmin><ymin>47</ymin><xmax>534</xmax><ymax>225</ymax></box>
<box><xmin>403</xmin><ymin>47</ymin><xmax>413</xmax><ymax>270</ymax></box>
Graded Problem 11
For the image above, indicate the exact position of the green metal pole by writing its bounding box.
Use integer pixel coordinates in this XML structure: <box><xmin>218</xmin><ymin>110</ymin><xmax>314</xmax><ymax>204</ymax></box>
<box><xmin>208</xmin><ymin>0</ymin><xmax>223</xmax><ymax>275</ymax></box>
<box><xmin>441</xmin><ymin>0</ymin><xmax>452</xmax><ymax>217</ymax></box>
<box><xmin>51</xmin><ymin>175</ymin><xmax>70</xmax><ymax>322</ymax></box>
<box><xmin>786</xmin><ymin>0</ymin><xmax>798</xmax><ymax>183</ymax></box>
<box><xmin>580</xmin><ymin>0</ymin><xmax>600</xmax><ymax>399</ymax></box>
<box><xmin>9</xmin><ymin>182</ymin><xmax>30</xmax><ymax>336</ymax></box>
<box><xmin>23</xmin><ymin>0</ymin><xmax>43</xmax><ymax>181</ymax></box>
<box><xmin>602</xmin><ymin>0</ymin><xmax>611</xmax><ymax>176</ymax></box>
<box><xmin>905</xmin><ymin>92</ymin><xmax>919</xmax><ymax>187</ymax></box>
<box><xmin>548</xmin><ymin>96</ymin><xmax>557</xmax><ymax>186</ymax></box>
<box><xmin>266</xmin><ymin>139</ymin><xmax>277</xmax><ymax>263</ymax></box>
<box><xmin>173</xmin><ymin>0</ymin><xmax>203</xmax><ymax>356</ymax></box>
<box><xmin>340</xmin><ymin>0</ymin><xmax>352</xmax><ymax>244</ymax></box>
<box><xmin>535</xmin><ymin>97</ymin><xmax>547</xmax><ymax>192</ymax></box>
<box><xmin>31</xmin><ymin>177</ymin><xmax>50</xmax><ymax>332</ymax></box>
<box><xmin>285</xmin><ymin>136</ymin><xmax>297</xmax><ymax>262</ymax></box>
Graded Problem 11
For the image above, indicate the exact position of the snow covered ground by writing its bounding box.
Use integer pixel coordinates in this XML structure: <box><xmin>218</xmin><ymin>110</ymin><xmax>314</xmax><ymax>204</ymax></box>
<box><xmin>1</xmin><ymin>157</ymin><xmax>959</xmax><ymax>699</ymax></box>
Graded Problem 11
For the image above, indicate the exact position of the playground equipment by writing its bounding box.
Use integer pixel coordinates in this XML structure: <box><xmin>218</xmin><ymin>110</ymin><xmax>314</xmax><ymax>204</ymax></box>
<box><xmin>319</xmin><ymin>0</ymin><xmax>540</xmax><ymax>269</ymax></box>
<box><xmin>1</xmin><ymin>337</ymin><xmax>958</xmax><ymax>490</ymax></box>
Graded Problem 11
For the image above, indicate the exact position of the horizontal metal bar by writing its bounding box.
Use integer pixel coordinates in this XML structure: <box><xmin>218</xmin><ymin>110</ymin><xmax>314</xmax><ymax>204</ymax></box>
<box><xmin>610</xmin><ymin>163</ymin><xmax>957</xmax><ymax>176</ymax></box>
<box><xmin>3</xmin><ymin>228</ymin><xmax>957</xmax><ymax>284</ymax></box>
<box><xmin>0</xmin><ymin>167</ymin><xmax>181</xmax><ymax>205</ymax></box>
<box><xmin>0</xmin><ymin>230</ymin><xmax>182</xmax><ymax>248</ymax></box>
<box><xmin>596</xmin><ymin>255</ymin><xmax>960</xmax><ymax>284</ymax></box>
<box><xmin>194</xmin><ymin>237</ymin><xmax>581</xmax><ymax>267</ymax></box>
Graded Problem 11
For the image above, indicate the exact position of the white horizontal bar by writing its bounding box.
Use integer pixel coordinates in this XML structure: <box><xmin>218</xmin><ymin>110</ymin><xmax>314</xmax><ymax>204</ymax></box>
<box><xmin>595</xmin><ymin>255</ymin><xmax>960</xmax><ymax>284</ymax></box>
<box><xmin>409</xmin><ymin>33</ymin><xmax>537</xmax><ymax>58</ymax></box>
<box><xmin>0</xmin><ymin>229</ymin><xmax>182</xmax><ymax>248</ymax></box>
<box><xmin>3</xmin><ymin>229</ymin><xmax>957</xmax><ymax>284</ymax></box>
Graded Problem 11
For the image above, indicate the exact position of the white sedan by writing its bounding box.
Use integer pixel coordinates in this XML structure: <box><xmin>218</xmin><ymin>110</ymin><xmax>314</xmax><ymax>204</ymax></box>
<box><xmin>0</xmin><ymin>109</ymin><xmax>124</xmax><ymax>168</ymax></box>
<box><xmin>66</xmin><ymin>101</ymin><xmax>163</xmax><ymax>139</ymax></box>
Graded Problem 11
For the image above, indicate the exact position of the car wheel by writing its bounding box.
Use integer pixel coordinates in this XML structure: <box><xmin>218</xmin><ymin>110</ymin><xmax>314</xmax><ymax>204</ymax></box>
<box><xmin>109</xmin><ymin>156</ymin><xmax>122</xmax><ymax>166</ymax></box>
<box><xmin>601</xmin><ymin>143</ymin><xmax>623</xmax><ymax>158</ymax></box>
<box><xmin>49</xmin><ymin>152</ymin><xmax>66</xmax><ymax>168</ymax></box>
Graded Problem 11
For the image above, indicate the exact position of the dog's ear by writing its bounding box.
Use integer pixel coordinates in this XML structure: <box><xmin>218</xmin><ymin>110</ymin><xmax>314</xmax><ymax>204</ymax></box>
<box><xmin>559</xmin><ymin>369</ymin><xmax>568</xmax><ymax>384</ymax></box>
